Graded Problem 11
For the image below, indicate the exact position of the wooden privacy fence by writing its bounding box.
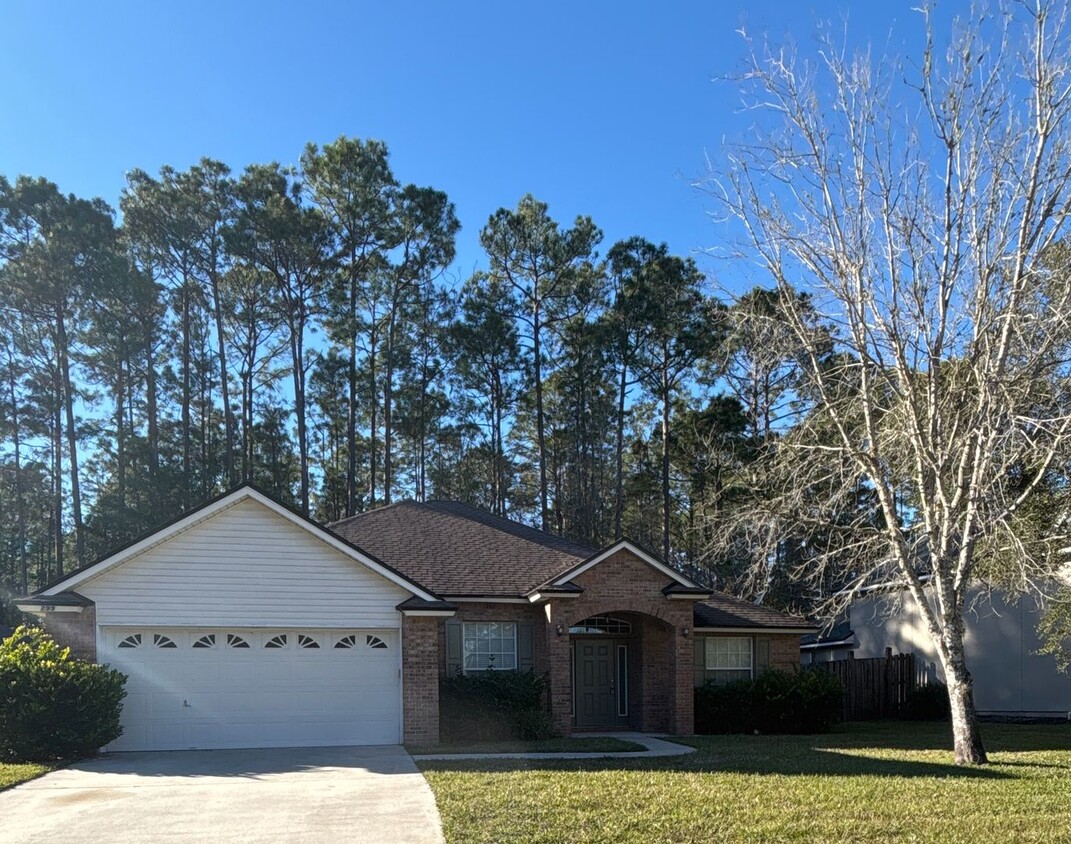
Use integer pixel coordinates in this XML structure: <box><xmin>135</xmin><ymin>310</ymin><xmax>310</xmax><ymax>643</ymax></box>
<box><xmin>813</xmin><ymin>650</ymin><xmax>919</xmax><ymax>721</ymax></box>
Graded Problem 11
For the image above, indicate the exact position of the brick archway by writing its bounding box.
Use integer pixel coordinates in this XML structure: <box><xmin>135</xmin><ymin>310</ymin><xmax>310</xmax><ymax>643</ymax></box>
<box><xmin>541</xmin><ymin>547</ymin><xmax>697</xmax><ymax>735</ymax></box>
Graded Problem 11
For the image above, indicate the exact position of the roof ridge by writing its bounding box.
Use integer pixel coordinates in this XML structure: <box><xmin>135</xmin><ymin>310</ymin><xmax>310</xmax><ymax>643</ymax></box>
<box><xmin>420</xmin><ymin>500</ymin><xmax>595</xmax><ymax>557</ymax></box>
<box><xmin>327</xmin><ymin>499</ymin><xmax>426</xmax><ymax>528</ymax></box>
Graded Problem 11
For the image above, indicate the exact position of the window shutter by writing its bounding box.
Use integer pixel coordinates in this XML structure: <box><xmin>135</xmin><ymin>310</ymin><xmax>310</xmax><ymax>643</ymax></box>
<box><xmin>517</xmin><ymin>621</ymin><xmax>535</xmax><ymax>672</ymax></box>
<box><xmin>693</xmin><ymin>635</ymin><xmax>707</xmax><ymax>687</ymax></box>
<box><xmin>755</xmin><ymin>636</ymin><xmax>771</xmax><ymax>674</ymax></box>
<box><xmin>446</xmin><ymin>620</ymin><xmax>463</xmax><ymax>676</ymax></box>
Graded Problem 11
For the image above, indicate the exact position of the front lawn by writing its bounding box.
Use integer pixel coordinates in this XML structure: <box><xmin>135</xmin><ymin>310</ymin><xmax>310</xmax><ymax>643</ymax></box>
<box><xmin>0</xmin><ymin>762</ymin><xmax>52</xmax><ymax>792</ymax></box>
<box><xmin>408</xmin><ymin>737</ymin><xmax>645</xmax><ymax>755</ymax></box>
<box><xmin>419</xmin><ymin>722</ymin><xmax>1071</xmax><ymax>843</ymax></box>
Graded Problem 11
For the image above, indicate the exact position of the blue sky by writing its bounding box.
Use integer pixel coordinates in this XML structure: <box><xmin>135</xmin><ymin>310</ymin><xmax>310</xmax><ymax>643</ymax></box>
<box><xmin>1</xmin><ymin>1</ymin><xmax>943</xmax><ymax>286</ymax></box>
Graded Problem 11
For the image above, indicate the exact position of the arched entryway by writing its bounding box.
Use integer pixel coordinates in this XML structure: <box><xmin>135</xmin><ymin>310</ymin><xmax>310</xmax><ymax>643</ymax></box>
<box><xmin>567</xmin><ymin>611</ymin><xmax>676</xmax><ymax>731</ymax></box>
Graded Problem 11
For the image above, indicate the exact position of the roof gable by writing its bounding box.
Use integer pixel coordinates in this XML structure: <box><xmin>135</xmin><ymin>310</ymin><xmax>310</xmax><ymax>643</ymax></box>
<box><xmin>545</xmin><ymin>539</ymin><xmax>703</xmax><ymax>592</ymax></box>
<box><xmin>38</xmin><ymin>486</ymin><xmax>438</xmax><ymax>602</ymax></box>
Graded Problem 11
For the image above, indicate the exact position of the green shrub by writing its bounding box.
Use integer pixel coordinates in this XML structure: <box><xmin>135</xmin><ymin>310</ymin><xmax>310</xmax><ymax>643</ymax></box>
<box><xmin>0</xmin><ymin>626</ymin><xmax>127</xmax><ymax>762</ymax></box>
<box><xmin>901</xmin><ymin>681</ymin><xmax>951</xmax><ymax>721</ymax></box>
<box><xmin>439</xmin><ymin>670</ymin><xmax>554</xmax><ymax>742</ymax></box>
<box><xmin>695</xmin><ymin>668</ymin><xmax>843</xmax><ymax>735</ymax></box>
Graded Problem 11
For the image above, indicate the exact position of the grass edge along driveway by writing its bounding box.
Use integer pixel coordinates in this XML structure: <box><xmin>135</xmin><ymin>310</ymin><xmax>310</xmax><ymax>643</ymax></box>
<box><xmin>419</xmin><ymin>722</ymin><xmax>1071</xmax><ymax>844</ymax></box>
<box><xmin>0</xmin><ymin>763</ymin><xmax>53</xmax><ymax>792</ymax></box>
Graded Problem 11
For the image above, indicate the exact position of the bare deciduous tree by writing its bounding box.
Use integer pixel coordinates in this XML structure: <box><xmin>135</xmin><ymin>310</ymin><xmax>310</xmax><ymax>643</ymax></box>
<box><xmin>704</xmin><ymin>0</ymin><xmax>1071</xmax><ymax>764</ymax></box>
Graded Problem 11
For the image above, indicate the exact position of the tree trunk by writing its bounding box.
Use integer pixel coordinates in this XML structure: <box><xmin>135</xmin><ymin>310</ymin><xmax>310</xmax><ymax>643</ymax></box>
<box><xmin>180</xmin><ymin>274</ymin><xmax>192</xmax><ymax>506</ymax></box>
<box><xmin>368</xmin><ymin>319</ymin><xmax>379</xmax><ymax>508</ymax></box>
<box><xmin>291</xmin><ymin>319</ymin><xmax>310</xmax><ymax>515</ymax></box>
<box><xmin>383</xmin><ymin>313</ymin><xmax>395</xmax><ymax>506</ymax></box>
<box><xmin>614</xmin><ymin>363</ymin><xmax>628</xmax><ymax>540</ymax></box>
<box><xmin>115</xmin><ymin>333</ymin><xmax>126</xmax><ymax>507</ymax></box>
<box><xmin>52</xmin><ymin>370</ymin><xmax>63</xmax><ymax>576</ymax></box>
<box><xmin>533</xmin><ymin>306</ymin><xmax>549</xmax><ymax>531</ymax></box>
<box><xmin>144</xmin><ymin>321</ymin><xmax>159</xmax><ymax>482</ymax></box>
<box><xmin>346</xmin><ymin>271</ymin><xmax>358</xmax><ymax>516</ymax></box>
<box><xmin>7</xmin><ymin>364</ymin><xmax>27</xmax><ymax>594</ymax></box>
<box><xmin>208</xmin><ymin>259</ymin><xmax>235</xmax><ymax>487</ymax></box>
<box><xmin>56</xmin><ymin>310</ymin><xmax>84</xmax><ymax>563</ymax></box>
<box><xmin>660</xmin><ymin>362</ymin><xmax>671</xmax><ymax>563</ymax></box>
<box><xmin>939</xmin><ymin>623</ymin><xmax>988</xmax><ymax>765</ymax></box>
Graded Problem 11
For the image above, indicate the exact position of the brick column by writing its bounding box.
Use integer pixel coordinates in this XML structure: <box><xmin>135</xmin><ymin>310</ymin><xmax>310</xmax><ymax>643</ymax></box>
<box><xmin>402</xmin><ymin>616</ymin><xmax>441</xmax><ymax>745</ymax></box>
<box><xmin>668</xmin><ymin>628</ymin><xmax>695</xmax><ymax>735</ymax></box>
<box><xmin>41</xmin><ymin>605</ymin><xmax>97</xmax><ymax>662</ymax></box>
<box><xmin>544</xmin><ymin>602</ymin><xmax>574</xmax><ymax>735</ymax></box>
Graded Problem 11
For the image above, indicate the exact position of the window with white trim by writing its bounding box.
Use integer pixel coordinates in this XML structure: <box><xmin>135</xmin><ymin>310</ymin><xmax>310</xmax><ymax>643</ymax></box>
<box><xmin>704</xmin><ymin>637</ymin><xmax>753</xmax><ymax>683</ymax></box>
<box><xmin>462</xmin><ymin>622</ymin><xmax>517</xmax><ymax>672</ymax></box>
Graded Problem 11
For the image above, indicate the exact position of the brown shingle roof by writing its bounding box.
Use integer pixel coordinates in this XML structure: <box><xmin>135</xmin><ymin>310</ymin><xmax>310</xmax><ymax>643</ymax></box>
<box><xmin>693</xmin><ymin>595</ymin><xmax>814</xmax><ymax>630</ymax></box>
<box><xmin>328</xmin><ymin>500</ymin><xmax>593</xmax><ymax>596</ymax></box>
<box><xmin>329</xmin><ymin>500</ymin><xmax>812</xmax><ymax>632</ymax></box>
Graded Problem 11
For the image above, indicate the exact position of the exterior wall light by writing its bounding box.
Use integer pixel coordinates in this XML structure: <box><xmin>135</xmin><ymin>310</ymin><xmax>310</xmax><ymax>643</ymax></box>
<box><xmin>682</xmin><ymin>627</ymin><xmax>690</xmax><ymax>637</ymax></box>
<box><xmin>556</xmin><ymin>624</ymin><xmax>564</xmax><ymax>636</ymax></box>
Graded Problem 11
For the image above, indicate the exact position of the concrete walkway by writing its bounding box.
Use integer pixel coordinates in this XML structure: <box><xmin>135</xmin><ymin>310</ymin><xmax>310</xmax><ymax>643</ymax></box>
<box><xmin>0</xmin><ymin>745</ymin><xmax>444</xmax><ymax>844</ymax></box>
<box><xmin>411</xmin><ymin>732</ymin><xmax>696</xmax><ymax>761</ymax></box>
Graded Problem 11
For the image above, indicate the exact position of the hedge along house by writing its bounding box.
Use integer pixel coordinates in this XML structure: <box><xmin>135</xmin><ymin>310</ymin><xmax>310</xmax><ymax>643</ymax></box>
<box><xmin>17</xmin><ymin>485</ymin><xmax>813</xmax><ymax>751</ymax></box>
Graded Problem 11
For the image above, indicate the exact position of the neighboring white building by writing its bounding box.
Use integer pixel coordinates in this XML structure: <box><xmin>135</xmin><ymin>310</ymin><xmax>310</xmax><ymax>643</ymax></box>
<box><xmin>850</xmin><ymin>586</ymin><xmax>1071</xmax><ymax>718</ymax></box>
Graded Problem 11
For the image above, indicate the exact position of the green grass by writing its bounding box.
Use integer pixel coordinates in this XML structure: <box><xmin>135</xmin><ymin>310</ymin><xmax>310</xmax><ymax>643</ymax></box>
<box><xmin>0</xmin><ymin>762</ymin><xmax>52</xmax><ymax>792</ymax></box>
<box><xmin>419</xmin><ymin>722</ymin><xmax>1071</xmax><ymax>843</ymax></box>
<box><xmin>407</xmin><ymin>737</ymin><xmax>645</xmax><ymax>755</ymax></box>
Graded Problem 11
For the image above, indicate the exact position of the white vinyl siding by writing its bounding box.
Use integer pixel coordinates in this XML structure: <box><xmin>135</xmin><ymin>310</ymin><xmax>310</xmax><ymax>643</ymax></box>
<box><xmin>79</xmin><ymin>499</ymin><xmax>408</xmax><ymax>628</ymax></box>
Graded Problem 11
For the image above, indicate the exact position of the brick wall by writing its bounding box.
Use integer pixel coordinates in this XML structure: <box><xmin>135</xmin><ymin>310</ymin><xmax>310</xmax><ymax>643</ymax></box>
<box><xmin>39</xmin><ymin>606</ymin><xmax>97</xmax><ymax>662</ymax></box>
<box><xmin>544</xmin><ymin>549</ymin><xmax>695</xmax><ymax>736</ymax></box>
<box><xmin>767</xmin><ymin>633</ymin><xmax>803</xmax><ymax>671</ymax></box>
<box><xmin>402</xmin><ymin>615</ymin><xmax>441</xmax><ymax>744</ymax></box>
<box><xmin>437</xmin><ymin>602</ymin><xmax>548</xmax><ymax>677</ymax></box>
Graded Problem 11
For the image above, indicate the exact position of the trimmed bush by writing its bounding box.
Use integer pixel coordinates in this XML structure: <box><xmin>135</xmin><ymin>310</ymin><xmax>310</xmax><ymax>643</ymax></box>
<box><xmin>695</xmin><ymin>668</ymin><xmax>843</xmax><ymax>735</ymax></box>
<box><xmin>440</xmin><ymin>670</ymin><xmax>554</xmax><ymax>742</ymax></box>
<box><xmin>901</xmin><ymin>681</ymin><xmax>951</xmax><ymax>721</ymax></box>
<box><xmin>0</xmin><ymin>626</ymin><xmax>127</xmax><ymax>762</ymax></box>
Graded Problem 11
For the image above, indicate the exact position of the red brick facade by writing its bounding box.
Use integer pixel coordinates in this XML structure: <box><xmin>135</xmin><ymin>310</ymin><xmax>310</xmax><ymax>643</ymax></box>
<box><xmin>401</xmin><ymin>615</ymin><xmax>441</xmax><ymax>744</ymax></box>
<box><xmin>40</xmin><ymin>605</ymin><xmax>97</xmax><ymax>662</ymax></box>
<box><xmin>543</xmin><ymin>549</ymin><xmax>695</xmax><ymax>736</ymax></box>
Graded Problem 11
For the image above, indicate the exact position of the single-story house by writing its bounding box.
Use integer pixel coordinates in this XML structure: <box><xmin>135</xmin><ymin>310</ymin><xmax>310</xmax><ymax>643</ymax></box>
<box><xmin>17</xmin><ymin>485</ymin><xmax>812</xmax><ymax>751</ymax></box>
<box><xmin>849</xmin><ymin>584</ymin><xmax>1071</xmax><ymax>717</ymax></box>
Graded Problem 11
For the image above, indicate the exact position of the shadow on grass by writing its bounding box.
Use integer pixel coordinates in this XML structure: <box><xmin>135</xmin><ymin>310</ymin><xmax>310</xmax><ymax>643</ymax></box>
<box><xmin>418</xmin><ymin>747</ymin><xmax>1007</xmax><ymax>780</ymax></box>
<box><xmin>421</xmin><ymin>722</ymin><xmax>1071</xmax><ymax>779</ymax></box>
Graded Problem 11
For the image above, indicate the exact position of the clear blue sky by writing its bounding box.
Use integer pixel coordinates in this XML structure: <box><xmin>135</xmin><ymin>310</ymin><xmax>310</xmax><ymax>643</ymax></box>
<box><xmin>1</xmin><ymin>1</ymin><xmax>947</xmax><ymax>285</ymax></box>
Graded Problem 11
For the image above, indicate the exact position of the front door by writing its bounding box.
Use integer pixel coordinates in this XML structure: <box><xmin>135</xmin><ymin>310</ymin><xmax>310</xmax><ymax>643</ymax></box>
<box><xmin>574</xmin><ymin>640</ymin><xmax>627</xmax><ymax>727</ymax></box>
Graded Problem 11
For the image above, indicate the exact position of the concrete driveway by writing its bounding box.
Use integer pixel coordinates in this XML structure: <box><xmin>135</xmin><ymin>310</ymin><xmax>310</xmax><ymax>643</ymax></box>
<box><xmin>0</xmin><ymin>745</ymin><xmax>444</xmax><ymax>844</ymax></box>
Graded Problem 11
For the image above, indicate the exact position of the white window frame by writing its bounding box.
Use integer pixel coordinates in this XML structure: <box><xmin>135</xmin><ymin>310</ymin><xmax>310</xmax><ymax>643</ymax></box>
<box><xmin>462</xmin><ymin>621</ymin><xmax>518</xmax><ymax>673</ymax></box>
<box><xmin>704</xmin><ymin>636</ymin><xmax>754</xmax><ymax>681</ymax></box>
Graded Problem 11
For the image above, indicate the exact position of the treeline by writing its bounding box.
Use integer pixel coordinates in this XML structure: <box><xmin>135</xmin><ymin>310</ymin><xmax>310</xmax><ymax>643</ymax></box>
<box><xmin>0</xmin><ymin>137</ymin><xmax>814</xmax><ymax>606</ymax></box>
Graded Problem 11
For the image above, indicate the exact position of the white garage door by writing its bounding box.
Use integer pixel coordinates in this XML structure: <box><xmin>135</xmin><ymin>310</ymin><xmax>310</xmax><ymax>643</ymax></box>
<box><xmin>100</xmin><ymin>627</ymin><xmax>400</xmax><ymax>751</ymax></box>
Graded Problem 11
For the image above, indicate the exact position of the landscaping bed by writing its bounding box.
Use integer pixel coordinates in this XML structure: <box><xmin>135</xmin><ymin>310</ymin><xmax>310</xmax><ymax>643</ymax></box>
<box><xmin>419</xmin><ymin>722</ymin><xmax>1071</xmax><ymax>844</ymax></box>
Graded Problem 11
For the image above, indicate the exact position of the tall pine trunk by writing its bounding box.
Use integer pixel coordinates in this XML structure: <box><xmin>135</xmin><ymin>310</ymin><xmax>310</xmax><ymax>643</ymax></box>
<box><xmin>180</xmin><ymin>274</ymin><xmax>192</xmax><ymax>506</ymax></box>
<box><xmin>208</xmin><ymin>258</ymin><xmax>235</xmax><ymax>486</ymax></box>
<box><xmin>533</xmin><ymin>306</ymin><xmax>549</xmax><ymax>532</ymax></box>
<box><xmin>143</xmin><ymin>320</ymin><xmax>159</xmax><ymax>482</ymax></box>
<box><xmin>346</xmin><ymin>272</ymin><xmax>359</xmax><ymax>515</ymax></box>
<box><xmin>7</xmin><ymin>365</ymin><xmax>28</xmax><ymax>594</ymax></box>
<box><xmin>56</xmin><ymin>310</ymin><xmax>84</xmax><ymax>563</ymax></box>
<box><xmin>290</xmin><ymin>318</ymin><xmax>310</xmax><ymax>514</ymax></box>
<box><xmin>614</xmin><ymin>363</ymin><xmax>628</xmax><ymax>540</ymax></box>
<box><xmin>660</xmin><ymin>360</ymin><xmax>671</xmax><ymax>563</ymax></box>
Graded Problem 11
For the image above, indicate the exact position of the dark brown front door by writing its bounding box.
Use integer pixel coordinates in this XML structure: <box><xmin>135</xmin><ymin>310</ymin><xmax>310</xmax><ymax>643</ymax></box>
<box><xmin>574</xmin><ymin>640</ymin><xmax>627</xmax><ymax>727</ymax></box>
